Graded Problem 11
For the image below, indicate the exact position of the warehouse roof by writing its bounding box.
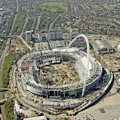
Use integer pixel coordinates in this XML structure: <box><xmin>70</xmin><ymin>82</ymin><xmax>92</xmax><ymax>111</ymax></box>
<box><xmin>92</xmin><ymin>40</ymin><xmax>113</xmax><ymax>51</ymax></box>
<box><xmin>49</xmin><ymin>40</ymin><xmax>66</xmax><ymax>49</ymax></box>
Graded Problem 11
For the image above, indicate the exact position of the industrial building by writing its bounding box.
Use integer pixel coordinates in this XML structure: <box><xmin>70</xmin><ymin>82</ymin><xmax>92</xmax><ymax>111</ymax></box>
<box><xmin>39</xmin><ymin>33</ymin><xmax>48</xmax><ymax>43</ymax></box>
<box><xmin>91</xmin><ymin>40</ymin><xmax>115</xmax><ymax>54</ymax></box>
<box><xmin>34</xmin><ymin>42</ymin><xmax>49</xmax><ymax>51</ymax></box>
<box><xmin>34</xmin><ymin>30</ymin><xmax>66</xmax><ymax>50</ymax></box>
<box><xmin>49</xmin><ymin>40</ymin><xmax>66</xmax><ymax>49</ymax></box>
<box><xmin>70</xmin><ymin>37</ymin><xmax>87</xmax><ymax>50</ymax></box>
<box><xmin>48</xmin><ymin>29</ymin><xmax>63</xmax><ymax>41</ymax></box>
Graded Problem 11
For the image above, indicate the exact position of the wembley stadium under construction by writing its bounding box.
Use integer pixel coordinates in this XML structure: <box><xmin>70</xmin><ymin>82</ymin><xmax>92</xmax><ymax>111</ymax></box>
<box><xmin>17</xmin><ymin>48</ymin><xmax>103</xmax><ymax>98</ymax></box>
<box><xmin>15</xmin><ymin>34</ymin><xmax>113</xmax><ymax>114</ymax></box>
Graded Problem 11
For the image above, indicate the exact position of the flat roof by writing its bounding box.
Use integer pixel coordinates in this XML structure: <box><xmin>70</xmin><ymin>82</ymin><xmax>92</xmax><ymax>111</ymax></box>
<box><xmin>49</xmin><ymin>40</ymin><xmax>66</xmax><ymax>49</ymax></box>
<box><xmin>92</xmin><ymin>40</ymin><xmax>113</xmax><ymax>50</ymax></box>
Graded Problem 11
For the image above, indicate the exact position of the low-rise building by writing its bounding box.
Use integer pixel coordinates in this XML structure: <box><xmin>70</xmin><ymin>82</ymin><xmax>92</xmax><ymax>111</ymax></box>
<box><xmin>49</xmin><ymin>40</ymin><xmax>66</xmax><ymax>49</ymax></box>
<box><xmin>91</xmin><ymin>40</ymin><xmax>115</xmax><ymax>54</ymax></box>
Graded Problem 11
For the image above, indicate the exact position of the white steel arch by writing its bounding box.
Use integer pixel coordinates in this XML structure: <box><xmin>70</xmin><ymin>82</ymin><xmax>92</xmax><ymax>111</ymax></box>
<box><xmin>67</xmin><ymin>34</ymin><xmax>90</xmax><ymax>96</ymax></box>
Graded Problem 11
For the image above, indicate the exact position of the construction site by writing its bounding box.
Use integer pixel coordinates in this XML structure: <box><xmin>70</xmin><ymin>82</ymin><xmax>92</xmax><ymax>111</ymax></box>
<box><xmin>18</xmin><ymin>48</ymin><xmax>103</xmax><ymax>97</ymax></box>
<box><xmin>13</xmin><ymin>34</ymin><xmax>113</xmax><ymax>115</ymax></box>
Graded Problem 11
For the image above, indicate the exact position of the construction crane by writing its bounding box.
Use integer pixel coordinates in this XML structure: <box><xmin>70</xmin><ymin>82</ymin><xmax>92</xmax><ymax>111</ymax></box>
<box><xmin>38</xmin><ymin>34</ymin><xmax>44</xmax><ymax>72</ymax></box>
<box><xmin>40</xmin><ymin>51</ymin><xmax>44</xmax><ymax>72</ymax></box>
<box><xmin>69</xmin><ymin>56</ymin><xmax>72</xmax><ymax>67</ymax></box>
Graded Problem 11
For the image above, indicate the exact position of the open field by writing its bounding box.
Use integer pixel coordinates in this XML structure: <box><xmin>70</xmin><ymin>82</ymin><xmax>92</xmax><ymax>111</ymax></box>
<box><xmin>39</xmin><ymin>2</ymin><xmax>69</xmax><ymax>12</ymax></box>
<box><xmin>2</xmin><ymin>52</ymin><xmax>14</xmax><ymax>88</ymax></box>
<box><xmin>12</xmin><ymin>12</ymin><xmax>26</xmax><ymax>34</ymax></box>
<box><xmin>5</xmin><ymin>14</ymin><xmax>15</xmax><ymax>35</ymax></box>
<box><xmin>4</xmin><ymin>99</ymin><xmax>14</xmax><ymax>120</ymax></box>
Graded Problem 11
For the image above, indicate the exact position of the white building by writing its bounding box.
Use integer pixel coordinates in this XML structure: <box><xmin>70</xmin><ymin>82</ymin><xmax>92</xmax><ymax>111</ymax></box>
<box><xmin>26</xmin><ymin>31</ymin><xmax>32</xmax><ymax>42</ymax></box>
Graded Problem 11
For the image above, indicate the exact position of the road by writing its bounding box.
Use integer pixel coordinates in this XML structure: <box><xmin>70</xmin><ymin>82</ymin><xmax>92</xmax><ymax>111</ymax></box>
<box><xmin>70</xmin><ymin>2</ymin><xmax>78</xmax><ymax>13</ymax></box>
<box><xmin>48</xmin><ymin>14</ymin><xmax>60</xmax><ymax>32</ymax></box>
<box><xmin>21</xmin><ymin>17</ymin><xmax>28</xmax><ymax>35</ymax></box>
<box><xmin>35</xmin><ymin>16</ymin><xmax>41</xmax><ymax>33</ymax></box>
<box><xmin>0</xmin><ymin>0</ymin><xmax>19</xmax><ymax>119</ymax></box>
<box><xmin>17</xmin><ymin>35</ymin><xmax>32</xmax><ymax>51</ymax></box>
<box><xmin>47</xmin><ymin>14</ymin><xmax>60</xmax><ymax>50</ymax></box>
<box><xmin>0</xmin><ymin>39</ymin><xmax>10</xmax><ymax>120</ymax></box>
<box><xmin>12</xmin><ymin>66</ymin><xmax>44</xmax><ymax>114</ymax></box>
<box><xmin>10</xmin><ymin>0</ymin><xmax>19</xmax><ymax>36</ymax></box>
<box><xmin>0</xmin><ymin>39</ymin><xmax>7</xmax><ymax>58</ymax></box>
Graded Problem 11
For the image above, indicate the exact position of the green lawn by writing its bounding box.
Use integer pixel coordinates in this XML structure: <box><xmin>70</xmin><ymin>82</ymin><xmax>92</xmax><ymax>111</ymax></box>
<box><xmin>5</xmin><ymin>14</ymin><xmax>15</xmax><ymax>35</ymax></box>
<box><xmin>2</xmin><ymin>52</ymin><xmax>14</xmax><ymax>88</ymax></box>
<box><xmin>100</xmin><ymin>3</ymin><xmax>111</xmax><ymax>9</ymax></box>
<box><xmin>3</xmin><ymin>52</ymin><xmax>15</xmax><ymax>119</ymax></box>
<box><xmin>5</xmin><ymin>99</ymin><xmax>14</xmax><ymax>120</ymax></box>
<box><xmin>12</xmin><ymin>12</ymin><xmax>26</xmax><ymax>34</ymax></box>
<box><xmin>39</xmin><ymin>2</ymin><xmax>69</xmax><ymax>12</ymax></box>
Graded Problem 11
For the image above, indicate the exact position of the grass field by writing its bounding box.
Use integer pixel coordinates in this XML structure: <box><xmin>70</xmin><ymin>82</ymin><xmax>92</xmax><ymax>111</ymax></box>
<box><xmin>12</xmin><ymin>12</ymin><xmax>26</xmax><ymax>34</ymax></box>
<box><xmin>100</xmin><ymin>3</ymin><xmax>112</xmax><ymax>9</ymax></box>
<box><xmin>39</xmin><ymin>2</ymin><xmax>69</xmax><ymax>12</ymax></box>
<box><xmin>2</xmin><ymin>52</ymin><xmax>14</xmax><ymax>88</ymax></box>
<box><xmin>3</xmin><ymin>52</ymin><xmax>14</xmax><ymax>119</ymax></box>
<box><xmin>5</xmin><ymin>99</ymin><xmax>14</xmax><ymax>120</ymax></box>
<box><xmin>5</xmin><ymin>14</ymin><xmax>15</xmax><ymax>35</ymax></box>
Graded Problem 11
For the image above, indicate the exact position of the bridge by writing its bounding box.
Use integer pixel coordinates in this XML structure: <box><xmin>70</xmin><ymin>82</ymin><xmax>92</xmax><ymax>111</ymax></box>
<box><xmin>0</xmin><ymin>98</ymin><xmax>8</xmax><ymax>105</ymax></box>
<box><xmin>0</xmin><ymin>96</ymin><xmax>14</xmax><ymax>105</ymax></box>
<box><xmin>0</xmin><ymin>35</ymin><xmax>16</xmax><ymax>39</ymax></box>
<box><xmin>0</xmin><ymin>88</ymin><xmax>9</xmax><ymax>92</ymax></box>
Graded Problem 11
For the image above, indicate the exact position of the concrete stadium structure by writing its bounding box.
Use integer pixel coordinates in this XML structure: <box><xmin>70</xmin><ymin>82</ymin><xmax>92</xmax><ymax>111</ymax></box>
<box><xmin>15</xmin><ymin>35</ymin><xmax>114</xmax><ymax>114</ymax></box>
<box><xmin>17</xmin><ymin>48</ymin><xmax>103</xmax><ymax>99</ymax></box>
